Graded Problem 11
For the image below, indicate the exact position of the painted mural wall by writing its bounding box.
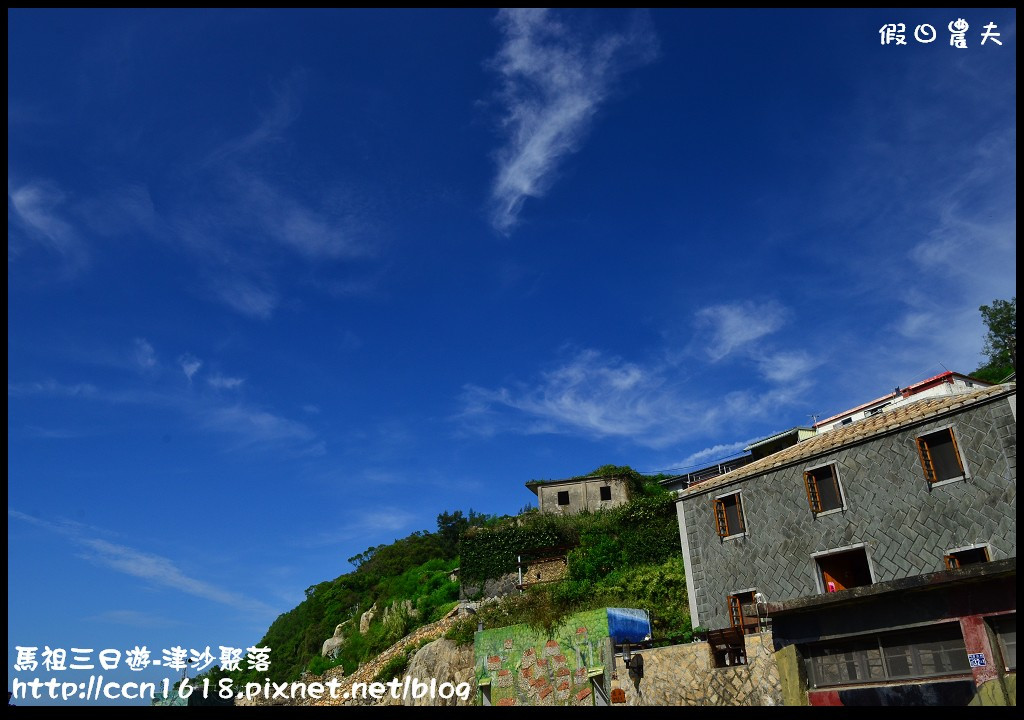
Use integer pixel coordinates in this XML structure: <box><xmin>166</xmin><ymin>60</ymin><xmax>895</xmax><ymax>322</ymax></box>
<box><xmin>473</xmin><ymin>608</ymin><xmax>650</xmax><ymax>706</ymax></box>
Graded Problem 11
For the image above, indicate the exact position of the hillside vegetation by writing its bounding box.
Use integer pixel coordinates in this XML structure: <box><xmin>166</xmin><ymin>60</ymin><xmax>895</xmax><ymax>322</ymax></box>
<box><xmin>205</xmin><ymin>466</ymin><xmax>691</xmax><ymax>687</ymax></box>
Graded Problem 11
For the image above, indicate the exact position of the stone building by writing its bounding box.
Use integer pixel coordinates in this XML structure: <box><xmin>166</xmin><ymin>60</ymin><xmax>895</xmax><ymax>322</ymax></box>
<box><xmin>526</xmin><ymin>475</ymin><xmax>630</xmax><ymax>515</ymax></box>
<box><xmin>675</xmin><ymin>383</ymin><xmax>1016</xmax><ymax>705</ymax></box>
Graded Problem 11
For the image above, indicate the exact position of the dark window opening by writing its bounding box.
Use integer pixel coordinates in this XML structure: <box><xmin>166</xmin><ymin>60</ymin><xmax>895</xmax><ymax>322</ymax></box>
<box><xmin>805</xmin><ymin>623</ymin><xmax>970</xmax><ymax>688</ymax></box>
<box><xmin>707</xmin><ymin>626</ymin><xmax>747</xmax><ymax>668</ymax></box>
<box><xmin>713</xmin><ymin>493</ymin><xmax>745</xmax><ymax>538</ymax></box>
<box><xmin>599</xmin><ymin>485</ymin><xmax>612</xmax><ymax>502</ymax></box>
<box><xmin>944</xmin><ymin>547</ymin><xmax>989</xmax><ymax>569</ymax></box>
<box><xmin>557</xmin><ymin>491</ymin><xmax>570</xmax><ymax>506</ymax></box>
<box><xmin>816</xmin><ymin>547</ymin><xmax>872</xmax><ymax>593</ymax></box>
<box><xmin>804</xmin><ymin>464</ymin><xmax>844</xmax><ymax>513</ymax></box>
<box><xmin>916</xmin><ymin>428</ymin><xmax>965</xmax><ymax>483</ymax></box>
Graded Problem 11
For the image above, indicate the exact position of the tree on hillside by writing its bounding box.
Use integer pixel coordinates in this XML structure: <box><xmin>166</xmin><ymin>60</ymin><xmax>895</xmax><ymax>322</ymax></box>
<box><xmin>974</xmin><ymin>297</ymin><xmax>1016</xmax><ymax>382</ymax></box>
<box><xmin>437</xmin><ymin>509</ymin><xmax>493</xmax><ymax>558</ymax></box>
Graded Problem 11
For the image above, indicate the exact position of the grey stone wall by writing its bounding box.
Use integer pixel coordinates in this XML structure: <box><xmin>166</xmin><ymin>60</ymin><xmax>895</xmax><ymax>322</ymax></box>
<box><xmin>680</xmin><ymin>394</ymin><xmax>1016</xmax><ymax>631</ymax></box>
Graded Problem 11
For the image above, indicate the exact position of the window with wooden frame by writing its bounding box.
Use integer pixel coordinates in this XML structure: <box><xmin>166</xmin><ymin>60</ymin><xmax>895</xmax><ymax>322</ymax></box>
<box><xmin>915</xmin><ymin>427</ymin><xmax>966</xmax><ymax>484</ymax></box>
<box><xmin>944</xmin><ymin>546</ymin><xmax>989</xmax><ymax>569</ymax></box>
<box><xmin>727</xmin><ymin>591</ymin><xmax>759</xmax><ymax>636</ymax></box>
<box><xmin>804</xmin><ymin>463</ymin><xmax>844</xmax><ymax>514</ymax></box>
<box><xmin>713</xmin><ymin>492</ymin><xmax>745</xmax><ymax>538</ymax></box>
<box><xmin>815</xmin><ymin>547</ymin><xmax>872</xmax><ymax>593</ymax></box>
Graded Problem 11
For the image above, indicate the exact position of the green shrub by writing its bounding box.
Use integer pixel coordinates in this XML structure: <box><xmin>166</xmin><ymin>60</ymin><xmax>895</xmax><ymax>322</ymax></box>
<box><xmin>373</xmin><ymin>646</ymin><xmax>413</xmax><ymax>683</ymax></box>
<box><xmin>444</xmin><ymin>617</ymin><xmax>476</xmax><ymax>647</ymax></box>
<box><xmin>306</xmin><ymin>654</ymin><xmax>344</xmax><ymax>676</ymax></box>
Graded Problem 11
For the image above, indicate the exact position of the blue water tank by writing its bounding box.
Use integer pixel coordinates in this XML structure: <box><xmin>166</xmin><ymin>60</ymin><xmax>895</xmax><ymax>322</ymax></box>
<box><xmin>606</xmin><ymin>607</ymin><xmax>651</xmax><ymax>644</ymax></box>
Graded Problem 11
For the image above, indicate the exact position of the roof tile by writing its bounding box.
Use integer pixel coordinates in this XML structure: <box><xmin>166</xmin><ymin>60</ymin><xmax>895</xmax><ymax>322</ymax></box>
<box><xmin>680</xmin><ymin>384</ymin><xmax>1015</xmax><ymax>498</ymax></box>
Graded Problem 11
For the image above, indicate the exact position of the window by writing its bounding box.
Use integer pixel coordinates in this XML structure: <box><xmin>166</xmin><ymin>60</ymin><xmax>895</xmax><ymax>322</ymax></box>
<box><xmin>916</xmin><ymin>428</ymin><xmax>965</xmax><ymax>484</ymax></box>
<box><xmin>815</xmin><ymin>547</ymin><xmax>872</xmax><ymax>593</ymax></box>
<box><xmin>804</xmin><ymin>464</ymin><xmax>844</xmax><ymax>514</ymax></box>
<box><xmin>557</xmin><ymin>491</ymin><xmax>570</xmax><ymax>506</ymax></box>
<box><xmin>707</xmin><ymin>626</ymin><xmax>747</xmax><ymax>667</ymax></box>
<box><xmin>989</xmin><ymin>614</ymin><xmax>1016</xmax><ymax>671</ymax></box>
<box><xmin>599</xmin><ymin>485</ymin><xmax>612</xmax><ymax>502</ymax></box>
<box><xmin>713</xmin><ymin>492</ymin><xmax>745</xmax><ymax>538</ymax></box>
<box><xmin>805</xmin><ymin>623</ymin><xmax>971</xmax><ymax>688</ymax></box>
<box><xmin>727</xmin><ymin>590</ymin><xmax>759</xmax><ymax>635</ymax></box>
<box><xmin>944</xmin><ymin>546</ymin><xmax>989</xmax><ymax>569</ymax></box>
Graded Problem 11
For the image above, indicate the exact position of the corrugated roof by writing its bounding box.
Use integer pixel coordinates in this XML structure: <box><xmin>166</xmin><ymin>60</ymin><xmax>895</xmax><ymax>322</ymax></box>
<box><xmin>680</xmin><ymin>383</ymin><xmax>1015</xmax><ymax>498</ymax></box>
<box><xmin>744</xmin><ymin>426</ymin><xmax>813</xmax><ymax>451</ymax></box>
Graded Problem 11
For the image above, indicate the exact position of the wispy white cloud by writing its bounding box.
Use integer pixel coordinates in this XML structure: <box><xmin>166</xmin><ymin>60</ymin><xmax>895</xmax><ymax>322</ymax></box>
<box><xmin>215</xmin><ymin>277</ymin><xmax>278</xmax><ymax>320</ymax></box>
<box><xmin>179</xmin><ymin>353</ymin><xmax>202</xmax><ymax>381</ymax></box>
<box><xmin>299</xmin><ymin>507</ymin><xmax>416</xmax><ymax>548</ymax></box>
<box><xmin>693</xmin><ymin>301</ymin><xmax>789</xmax><ymax>362</ymax></box>
<box><xmin>756</xmin><ymin>350</ymin><xmax>821</xmax><ymax>384</ymax></box>
<box><xmin>8</xmin><ymin>179</ymin><xmax>89</xmax><ymax>275</ymax></box>
<box><xmin>224</xmin><ymin>172</ymin><xmax>371</xmax><ymax>261</ymax></box>
<box><xmin>9</xmin><ymin>509</ymin><xmax>274</xmax><ymax>616</ymax></box>
<box><xmin>21</xmin><ymin>425</ymin><xmax>87</xmax><ymax>439</ymax></box>
<box><xmin>458</xmin><ymin>297</ymin><xmax>819</xmax><ymax>449</ymax></box>
<box><xmin>668</xmin><ymin>440</ymin><xmax>753</xmax><ymax>471</ymax></box>
<box><xmin>207</xmin><ymin>374</ymin><xmax>245</xmax><ymax>389</ymax></box>
<box><xmin>76</xmin><ymin>184</ymin><xmax>157</xmax><ymax>238</ymax></box>
<box><xmin>488</xmin><ymin>8</ymin><xmax>657</xmax><ymax>233</ymax></box>
<box><xmin>165</xmin><ymin>72</ymin><xmax>378</xmax><ymax>319</ymax></box>
<box><xmin>8</xmin><ymin>379</ymin><xmax>98</xmax><ymax>398</ymax></box>
<box><xmin>14</xmin><ymin>338</ymin><xmax>319</xmax><ymax>455</ymax></box>
<box><xmin>78</xmin><ymin>538</ymin><xmax>273</xmax><ymax>614</ymax></box>
<box><xmin>460</xmin><ymin>348</ymin><xmax>712</xmax><ymax>449</ymax></box>
<box><xmin>207</xmin><ymin>69</ymin><xmax>304</xmax><ymax>163</ymax></box>
<box><xmin>133</xmin><ymin>337</ymin><xmax>158</xmax><ymax>370</ymax></box>
<box><xmin>200</xmin><ymin>404</ymin><xmax>316</xmax><ymax>449</ymax></box>
<box><xmin>720</xmin><ymin>380</ymin><xmax>816</xmax><ymax>424</ymax></box>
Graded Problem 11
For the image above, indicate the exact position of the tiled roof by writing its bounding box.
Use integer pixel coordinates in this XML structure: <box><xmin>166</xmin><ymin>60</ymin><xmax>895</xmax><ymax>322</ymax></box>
<box><xmin>680</xmin><ymin>383</ymin><xmax>1015</xmax><ymax>498</ymax></box>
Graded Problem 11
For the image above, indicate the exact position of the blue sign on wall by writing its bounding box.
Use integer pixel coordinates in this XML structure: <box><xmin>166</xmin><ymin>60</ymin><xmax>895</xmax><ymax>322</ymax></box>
<box><xmin>968</xmin><ymin>653</ymin><xmax>987</xmax><ymax>668</ymax></box>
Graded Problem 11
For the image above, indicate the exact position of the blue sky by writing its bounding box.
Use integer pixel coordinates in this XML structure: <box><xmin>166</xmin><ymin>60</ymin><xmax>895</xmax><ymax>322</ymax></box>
<box><xmin>8</xmin><ymin>8</ymin><xmax>1016</xmax><ymax>704</ymax></box>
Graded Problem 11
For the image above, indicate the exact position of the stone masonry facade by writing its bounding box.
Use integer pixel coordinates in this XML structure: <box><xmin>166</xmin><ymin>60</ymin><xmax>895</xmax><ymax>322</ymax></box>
<box><xmin>532</xmin><ymin>476</ymin><xmax>630</xmax><ymax>515</ymax></box>
<box><xmin>614</xmin><ymin>632</ymin><xmax>782</xmax><ymax>706</ymax></box>
<box><xmin>679</xmin><ymin>391</ymin><xmax>1016</xmax><ymax>631</ymax></box>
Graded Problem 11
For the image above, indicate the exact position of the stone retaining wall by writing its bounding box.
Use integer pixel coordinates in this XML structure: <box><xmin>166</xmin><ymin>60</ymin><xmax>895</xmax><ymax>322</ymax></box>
<box><xmin>613</xmin><ymin>631</ymin><xmax>782</xmax><ymax>706</ymax></box>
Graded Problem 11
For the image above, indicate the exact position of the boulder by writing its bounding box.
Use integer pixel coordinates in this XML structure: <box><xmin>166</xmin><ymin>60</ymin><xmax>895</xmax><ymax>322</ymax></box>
<box><xmin>322</xmin><ymin>622</ymin><xmax>347</xmax><ymax>658</ymax></box>
<box><xmin>381</xmin><ymin>599</ymin><xmax>419</xmax><ymax>626</ymax></box>
<box><xmin>360</xmin><ymin>604</ymin><xmax>378</xmax><ymax>634</ymax></box>
<box><xmin>404</xmin><ymin>638</ymin><xmax>475</xmax><ymax>706</ymax></box>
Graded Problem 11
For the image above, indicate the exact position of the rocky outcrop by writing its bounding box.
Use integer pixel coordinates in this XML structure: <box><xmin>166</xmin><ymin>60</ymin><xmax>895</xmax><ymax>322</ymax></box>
<box><xmin>359</xmin><ymin>603</ymin><xmax>378</xmax><ymax>634</ymax></box>
<box><xmin>306</xmin><ymin>606</ymin><xmax>465</xmax><ymax>707</ymax></box>
<box><xmin>381</xmin><ymin>599</ymin><xmax>419</xmax><ymax>626</ymax></box>
<box><xmin>404</xmin><ymin>638</ymin><xmax>474</xmax><ymax>707</ymax></box>
<box><xmin>322</xmin><ymin>622</ymin><xmax>348</xmax><ymax>658</ymax></box>
<box><xmin>459</xmin><ymin>572</ymin><xmax>519</xmax><ymax>602</ymax></box>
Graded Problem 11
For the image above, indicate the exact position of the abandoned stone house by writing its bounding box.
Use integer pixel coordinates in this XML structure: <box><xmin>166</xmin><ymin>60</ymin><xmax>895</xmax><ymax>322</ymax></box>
<box><xmin>675</xmin><ymin>383</ymin><xmax>1016</xmax><ymax>705</ymax></box>
<box><xmin>526</xmin><ymin>475</ymin><xmax>630</xmax><ymax>515</ymax></box>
